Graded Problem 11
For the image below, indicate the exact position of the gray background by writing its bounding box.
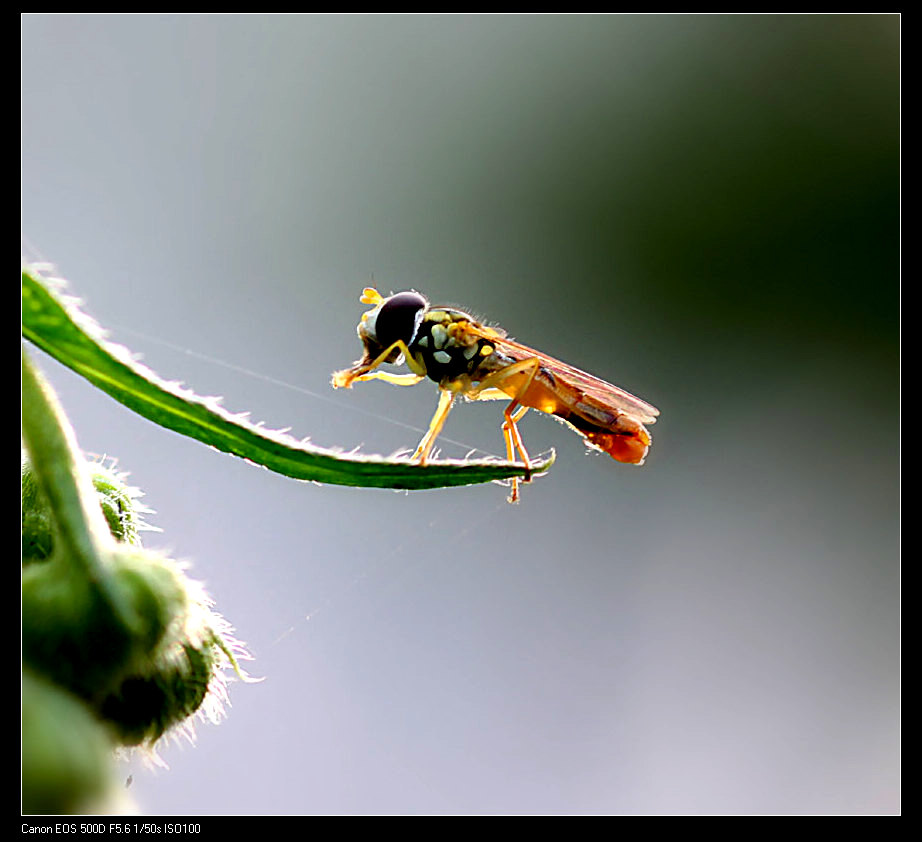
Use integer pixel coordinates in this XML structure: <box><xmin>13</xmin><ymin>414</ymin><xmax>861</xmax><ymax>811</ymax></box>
<box><xmin>22</xmin><ymin>14</ymin><xmax>899</xmax><ymax>815</ymax></box>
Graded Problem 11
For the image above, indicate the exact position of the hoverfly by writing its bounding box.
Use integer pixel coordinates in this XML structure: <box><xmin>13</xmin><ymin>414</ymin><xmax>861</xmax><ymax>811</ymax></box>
<box><xmin>332</xmin><ymin>288</ymin><xmax>659</xmax><ymax>502</ymax></box>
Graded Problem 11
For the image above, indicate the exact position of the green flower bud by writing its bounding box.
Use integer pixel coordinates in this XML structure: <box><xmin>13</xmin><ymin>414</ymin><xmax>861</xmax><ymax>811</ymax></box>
<box><xmin>90</xmin><ymin>462</ymin><xmax>145</xmax><ymax>547</ymax></box>
<box><xmin>21</xmin><ymin>347</ymin><xmax>253</xmax><ymax>780</ymax></box>
<box><xmin>98</xmin><ymin>571</ymin><xmax>251</xmax><ymax>747</ymax></box>
<box><xmin>100</xmin><ymin>639</ymin><xmax>217</xmax><ymax>746</ymax></box>
<box><xmin>21</xmin><ymin>546</ymin><xmax>187</xmax><ymax>702</ymax></box>
<box><xmin>22</xmin><ymin>455</ymin><xmax>146</xmax><ymax>565</ymax></box>
<box><xmin>21</xmin><ymin>457</ymin><xmax>54</xmax><ymax>563</ymax></box>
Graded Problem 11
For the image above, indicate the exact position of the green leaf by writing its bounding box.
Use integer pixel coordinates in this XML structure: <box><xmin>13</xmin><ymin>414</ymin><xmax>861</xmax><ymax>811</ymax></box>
<box><xmin>22</xmin><ymin>267</ymin><xmax>552</xmax><ymax>491</ymax></box>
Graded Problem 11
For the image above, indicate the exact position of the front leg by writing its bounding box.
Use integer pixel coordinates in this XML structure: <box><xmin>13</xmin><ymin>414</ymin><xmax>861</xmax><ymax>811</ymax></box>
<box><xmin>331</xmin><ymin>339</ymin><xmax>418</xmax><ymax>389</ymax></box>
<box><xmin>351</xmin><ymin>371</ymin><xmax>424</xmax><ymax>387</ymax></box>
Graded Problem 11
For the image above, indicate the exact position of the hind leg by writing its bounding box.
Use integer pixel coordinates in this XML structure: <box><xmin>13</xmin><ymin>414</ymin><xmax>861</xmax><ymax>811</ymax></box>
<box><xmin>501</xmin><ymin>403</ymin><xmax>531</xmax><ymax>502</ymax></box>
<box><xmin>470</xmin><ymin>358</ymin><xmax>542</xmax><ymax>502</ymax></box>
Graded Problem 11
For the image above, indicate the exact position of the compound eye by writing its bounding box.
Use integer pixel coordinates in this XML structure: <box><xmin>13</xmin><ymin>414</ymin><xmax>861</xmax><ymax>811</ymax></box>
<box><xmin>373</xmin><ymin>291</ymin><xmax>428</xmax><ymax>350</ymax></box>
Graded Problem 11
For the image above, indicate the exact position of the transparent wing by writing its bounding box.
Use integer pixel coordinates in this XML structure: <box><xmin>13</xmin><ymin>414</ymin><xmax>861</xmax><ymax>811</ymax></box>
<box><xmin>466</xmin><ymin>323</ymin><xmax>660</xmax><ymax>424</ymax></box>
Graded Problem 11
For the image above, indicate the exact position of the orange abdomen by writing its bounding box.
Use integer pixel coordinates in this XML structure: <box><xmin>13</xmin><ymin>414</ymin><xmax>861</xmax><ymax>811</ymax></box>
<box><xmin>583</xmin><ymin>428</ymin><xmax>651</xmax><ymax>464</ymax></box>
<box><xmin>498</xmin><ymin>371</ymin><xmax>652</xmax><ymax>465</ymax></box>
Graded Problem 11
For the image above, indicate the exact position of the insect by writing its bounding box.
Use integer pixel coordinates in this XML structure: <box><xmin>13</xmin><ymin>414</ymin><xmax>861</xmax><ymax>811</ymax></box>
<box><xmin>332</xmin><ymin>288</ymin><xmax>659</xmax><ymax>502</ymax></box>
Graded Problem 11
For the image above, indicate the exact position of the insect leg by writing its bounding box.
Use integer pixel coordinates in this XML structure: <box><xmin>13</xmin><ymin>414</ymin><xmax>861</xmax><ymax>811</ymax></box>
<box><xmin>471</xmin><ymin>358</ymin><xmax>542</xmax><ymax>502</ymax></box>
<box><xmin>412</xmin><ymin>389</ymin><xmax>455</xmax><ymax>465</ymax></box>
<box><xmin>331</xmin><ymin>339</ymin><xmax>418</xmax><ymax>389</ymax></box>
<box><xmin>501</xmin><ymin>403</ymin><xmax>531</xmax><ymax>503</ymax></box>
<box><xmin>503</xmin><ymin>404</ymin><xmax>530</xmax><ymax>460</ymax></box>
<box><xmin>351</xmin><ymin>371</ymin><xmax>424</xmax><ymax>387</ymax></box>
<box><xmin>468</xmin><ymin>357</ymin><xmax>542</xmax><ymax>405</ymax></box>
